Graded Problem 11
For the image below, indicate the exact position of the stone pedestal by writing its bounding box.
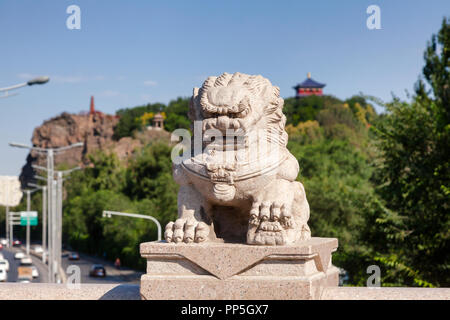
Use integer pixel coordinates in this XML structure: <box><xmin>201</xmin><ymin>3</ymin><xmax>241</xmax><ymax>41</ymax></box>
<box><xmin>140</xmin><ymin>237</ymin><xmax>339</xmax><ymax>300</ymax></box>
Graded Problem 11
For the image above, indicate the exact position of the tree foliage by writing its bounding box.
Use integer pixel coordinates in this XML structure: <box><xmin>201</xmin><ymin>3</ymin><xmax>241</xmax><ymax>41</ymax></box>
<box><xmin>368</xmin><ymin>17</ymin><xmax>449</xmax><ymax>287</ymax></box>
<box><xmin>62</xmin><ymin>143</ymin><xmax>178</xmax><ymax>270</ymax></box>
<box><xmin>416</xmin><ymin>17</ymin><xmax>450</xmax><ymax>111</ymax></box>
<box><xmin>114</xmin><ymin>103</ymin><xmax>165</xmax><ymax>140</ymax></box>
<box><xmin>113</xmin><ymin>97</ymin><xmax>190</xmax><ymax>139</ymax></box>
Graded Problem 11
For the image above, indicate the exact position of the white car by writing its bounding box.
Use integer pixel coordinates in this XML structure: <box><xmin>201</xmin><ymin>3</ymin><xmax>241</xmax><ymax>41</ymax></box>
<box><xmin>20</xmin><ymin>257</ymin><xmax>33</xmax><ymax>266</ymax></box>
<box><xmin>31</xmin><ymin>266</ymin><xmax>39</xmax><ymax>278</ymax></box>
<box><xmin>16</xmin><ymin>277</ymin><xmax>31</xmax><ymax>283</ymax></box>
<box><xmin>0</xmin><ymin>268</ymin><xmax>6</xmax><ymax>282</ymax></box>
<box><xmin>0</xmin><ymin>259</ymin><xmax>10</xmax><ymax>272</ymax></box>
<box><xmin>14</xmin><ymin>252</ymin><xmax>25</xmax><ymax>260</ymax></box>
<box><xmin>33</xmin><ymin>245</ymin><xmax>43</xmax><ymax>253</ymax></box>
<box><xmin>0</xmin><ymin>238</ymin><xmax>8</xmax><ymax>246</ymax></box>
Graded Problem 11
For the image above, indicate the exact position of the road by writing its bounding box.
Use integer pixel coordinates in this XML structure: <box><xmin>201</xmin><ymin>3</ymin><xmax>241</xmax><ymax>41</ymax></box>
<box><xmin>61</xmin><ymin>251</ymin><xmax>143</xmax><ymax>284</ymax></box>
<box><xmin>2</xmin><ymin>240</ymin><xmax>143</xmax><ymax>284</ymax></box>
<box><xmin>0</xmin><ymin>247</ymin><xmax>48</xmax><ymax>283</ymax></box>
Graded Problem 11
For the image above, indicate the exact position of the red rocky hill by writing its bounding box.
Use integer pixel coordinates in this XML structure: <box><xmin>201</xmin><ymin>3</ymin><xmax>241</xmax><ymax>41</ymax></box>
<box><xmin>19</xmin><ymin>111</ymin><xmax>169</xmax><ymax>187</ymax></box>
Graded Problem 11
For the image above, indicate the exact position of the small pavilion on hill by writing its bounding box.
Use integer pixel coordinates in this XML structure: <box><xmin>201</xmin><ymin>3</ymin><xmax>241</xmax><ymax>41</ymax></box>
<box><xmin>152</xmin><ymin>113</ymin><xmax>164</xmax><ymax>130</ymax></box>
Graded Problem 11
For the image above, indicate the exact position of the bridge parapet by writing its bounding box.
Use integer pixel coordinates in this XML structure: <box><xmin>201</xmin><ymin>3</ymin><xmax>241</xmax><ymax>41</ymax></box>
<box><xmin>0</xmin><ymin>283</ymin><xmax>448</xmax><ymax>300</ymax></box>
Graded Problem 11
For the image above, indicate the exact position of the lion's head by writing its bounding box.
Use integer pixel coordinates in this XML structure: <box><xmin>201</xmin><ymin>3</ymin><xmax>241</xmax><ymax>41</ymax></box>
<box><xmin>190</xmin><ymin>72</ymin><xmax>288</xmax><ymax>148</ymax></box>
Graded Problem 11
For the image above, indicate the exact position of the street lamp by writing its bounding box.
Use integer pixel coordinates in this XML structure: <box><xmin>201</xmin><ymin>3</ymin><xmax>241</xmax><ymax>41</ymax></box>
<box><xmin>28</xmin><ymin>182</ymin><xmax>47</xmax><ymax>263</ymax></box>
<box><xmin>0</xmin><ymin>76</ymin><xmax>49</xmax><ymax>98</ymax></box>
<box><xmin>8</xmin><ymin>141</ymin><xmax>83</xmax><ymax>152</ymax></box>
<box><xmin>102</xmin><ymin>210</ymin><xmax>162</xmax><ymax>241</ymax></box>
<box><xmin>31</xmin><ymin>166</ymin><xmax>81</xmax><ymax>283</ymax></box>
<box><xmin>22</xmin><ymin>188</ymin><xmax>39</xmax><ymax>256</ymax></box>
<box><xmin>9</xmin><ymin>141</ymin><xmax>83</xmax><ymax>283</ymax></box>
<box><xmin>27</xmin><ymin>76</ymin><xmax>50</xmax><ymax>86</ymax></box>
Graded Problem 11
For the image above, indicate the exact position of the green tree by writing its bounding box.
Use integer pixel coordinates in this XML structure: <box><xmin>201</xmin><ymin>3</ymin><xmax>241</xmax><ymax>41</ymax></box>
<box><xmin>283</xmin><ymin>95</ymin><xmax>343</xmax><ymax>125</ymax></box>
<box><xmin>370</xmin><ymin>18</ymin><xmax>450</xmax><ymax>287</ymax></box>
<box><xmin>114</xmin><ymin>103</ymin><xmax>165</xmax><ymax>139</ymax></box>
<box><xmin>63</xmin><ymin>142</ymin><xmax>179</xmax><ymax>270</ymax></box>
<box><xmin>370</xmin><ymin>98</ymin><xmax>449</xmax><ymax>287</ymax></box>
<box><xmin>416</xmin><ymin>17</ymin><xmax>450</xmax><ymax>111</ymax></box>
<box><xmin>164</xmin><ymin>97</ymin><xmax>191</xmax><ymax>132</ymax></box>
<box><xmin>113</xmin><ymin>98</ymin><xmax>191</xmax><ymax>138</ymax></box>
<box><xmin>288</xmin><ymin>139</ymin><xmax>377</xmax><ymax>284</ymax></box>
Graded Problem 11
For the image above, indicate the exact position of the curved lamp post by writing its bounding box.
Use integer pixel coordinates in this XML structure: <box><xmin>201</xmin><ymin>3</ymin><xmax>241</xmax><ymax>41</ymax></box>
<box><xmin>0</xmin><ymin>76</ymin><xmax>50</xmax><ymax>98</ymax></box>
<box><xmin>102</xmin><ymin>210</ymin><xmax>162</xmax><ymax>241</ymax></box>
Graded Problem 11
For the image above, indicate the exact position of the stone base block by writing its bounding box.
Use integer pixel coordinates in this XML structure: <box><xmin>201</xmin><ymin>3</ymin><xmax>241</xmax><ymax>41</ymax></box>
<box><xmin>140</xmin><ymin>237</ymin><xmax>339</xmax><ymax>300</ymax></box>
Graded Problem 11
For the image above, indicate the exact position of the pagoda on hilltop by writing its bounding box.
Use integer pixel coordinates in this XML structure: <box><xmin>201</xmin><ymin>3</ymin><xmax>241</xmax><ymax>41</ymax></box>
<box><xmin>89</xmin><ymin>96</ymin><xmax>104</xmax><ymax>117</ymax></box>
<box><xmin>293</xmin><ymin>72</ymin><xmax>326</xmax><ymax>98</ymax></box>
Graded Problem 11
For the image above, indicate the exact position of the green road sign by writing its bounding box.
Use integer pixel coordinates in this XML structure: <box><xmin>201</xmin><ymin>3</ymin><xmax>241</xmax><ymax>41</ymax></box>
<box><xmin>20</xmin><ymin>211</ymin><xmax>38</xmax><ymax>226</ymax></box>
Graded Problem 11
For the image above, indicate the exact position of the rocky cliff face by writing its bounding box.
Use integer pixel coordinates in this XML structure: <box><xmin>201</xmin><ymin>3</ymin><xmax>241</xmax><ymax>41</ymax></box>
<box><xmin>19</xmin><ymin>112</ymin><xmax>167</xmax><ymax>187</ymax></box>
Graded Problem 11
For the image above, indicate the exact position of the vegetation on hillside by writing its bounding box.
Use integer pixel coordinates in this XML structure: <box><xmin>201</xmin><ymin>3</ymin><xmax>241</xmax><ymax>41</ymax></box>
<box><xmin>366</xmin><ymin>17</ymin><xmax>449</xmax><ymax>287</ymax></box>
<box><xmin>113</xmin><ymin>97</ymin><xmax>190</xmax><ymax>139</ymax></box>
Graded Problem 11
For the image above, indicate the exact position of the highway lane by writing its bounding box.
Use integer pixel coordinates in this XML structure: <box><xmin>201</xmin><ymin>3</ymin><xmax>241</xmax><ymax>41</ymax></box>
<box><xmin>61</xmin><ymin>252</ymin><xmax>142</xmax><ymax>284</ymax></box>
<box><xmin>1</xmin><ymin>249</ymin><xmax>18</xmax><ymax>282</ymax></box>
<box><xmin>3</xmin><ymin>241</ymin><xmax>142</xmax><ymax>284</ymax></box>
<box><xmin>1</xmin><ymin>246</ymin><xmax>141</xmax><ymax>284</ymax></box>
<box><xmin>0</xmin><ymin>247</ymin><xmax>48</xmax><ymax>283</ymax></box>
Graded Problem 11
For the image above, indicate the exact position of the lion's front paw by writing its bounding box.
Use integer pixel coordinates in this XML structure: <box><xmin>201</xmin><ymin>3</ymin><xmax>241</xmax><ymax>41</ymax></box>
<box><xmin>247</xmin><ymin>201</ymin><xmax>295</xmax><ymax>245</ymax></box>
<box><xmin>164</xmin><ymin>218</ymin><xmax>209</xmax><ymax>244</ymax></box>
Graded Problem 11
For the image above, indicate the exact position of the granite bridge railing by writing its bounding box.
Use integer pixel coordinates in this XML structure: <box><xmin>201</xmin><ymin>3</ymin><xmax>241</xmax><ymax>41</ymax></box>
<box><xmin>2</xmin><ymin>239</ymin><xmax>449</xmax><ymax>300</ymax></box>
<box><xmin>0</xmin><ymin>283</ymin><xmax>449</xmax><ymax>300</ymax></box>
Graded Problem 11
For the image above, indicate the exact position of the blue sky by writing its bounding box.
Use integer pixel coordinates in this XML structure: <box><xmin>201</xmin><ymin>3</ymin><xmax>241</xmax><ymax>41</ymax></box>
<box><xmin>0</xmin><ymin>0</ymin><xmax>448</xmax><ymax>175</ymax></box>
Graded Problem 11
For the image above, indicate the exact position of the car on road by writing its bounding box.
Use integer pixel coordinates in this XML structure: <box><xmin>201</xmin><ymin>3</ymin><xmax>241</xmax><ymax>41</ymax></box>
<box><xmin>68</xmin><ymin>252</ymin><xmax>80</xmax><ymax>260</ymax></box>
<box><xmin>32</xmin><ymin>245</ymin><xmax>43</xmax><ymax>253</ymax></box>
<box><xmin>0</xmin><ymin>238</ymin><xmax>7</xmax><ymax>246</ymax></box>
<box><xmin>89</xmin><ymin>264</ymin><xmax>106</xmax><ymax>277</ymax></box>
<box><xmin>0</xmin><ymin>243</ymin><xmax>3</xmax><ymax>250</ymax></box>
<box><xmin>20</xmin><ymin>257</ymin><xmax>33</xmax><ymax>266</ymax></box>
<box><xmin>12</xmin><ymin>239</ymin><xmax>21</xmax><ymax>247</ymax></box>
<box><xmin>31</xmin><ymin>266</ymin><xmax>39</xmax><ymax>278</ymax></box>
<box><xmin>14</xmin><ymin>252</ymin><xmax>25</xmax><ymax>260</ymax></box>
<box><xmin>0</xmin><ymin>268</ymin><xmax>6</xmax><ymax>282</ymax></box>
<box><xmin>0</xmin><ymin>259</ymin><xmax>10</xmax><ymax>272</ymax></box>
<box><xmin>17</xmin><ymin>267</ymin><xmax>33</xmax><ymax>283</ymax></box>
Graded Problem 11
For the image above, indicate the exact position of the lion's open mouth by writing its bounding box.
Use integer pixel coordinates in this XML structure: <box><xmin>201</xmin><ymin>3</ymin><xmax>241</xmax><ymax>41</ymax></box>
<box><xmin>203</xmin><ymin>104</ymin><xmax>250</xmax><ymax>117</ymax></box>
<box><xmin>201</xmin><ymin>94</ymin><xmax>251</xmax><ymax>133</ymax></box>
<box><xmin>202</xmin><ymin>114</ymin><xmax>247</xmax><ymax>132</ymax></box>
<box><xmin>202</xmin><ymin>93</ymin><xmax>251</xmax><ymax>117</ymax></box>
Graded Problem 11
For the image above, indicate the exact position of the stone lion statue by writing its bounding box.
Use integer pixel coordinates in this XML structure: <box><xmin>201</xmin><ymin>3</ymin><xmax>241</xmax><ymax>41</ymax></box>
<box><xmin>164</xmin><ymin>72</ymin><xmax>311</xmax><ymax>245</ymax></box>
